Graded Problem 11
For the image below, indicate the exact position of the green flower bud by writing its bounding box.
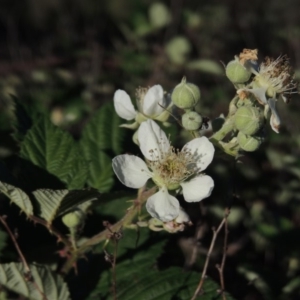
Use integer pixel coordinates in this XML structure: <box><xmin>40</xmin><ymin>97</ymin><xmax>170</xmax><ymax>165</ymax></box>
<box><xmin>226</xmin><ymin>59</ymin><xmax>251</xmax><ymax>83</ymax></box>
<box><xmin>237</xmin><ymin>131</ymin><xmax>262</xmax><ymax>152</ymax></box>
<box><xmin>182</xmin><ymin>111</ymin><xmax>203</xmax><ymax>130</ymax></box>
<box><xmin>234</xmin><ymin>106</ymin><xmax>263</xmax><ymax>135</ymax></box>
<box><xmin>171</xmin><ymin>77</ymin><xmax>201</xmax><ymax>109</ymax></box>
<box><xmin>62</xmin><ymin>210</ymin><xmax>84</xmax><ymax>228</ymax></box>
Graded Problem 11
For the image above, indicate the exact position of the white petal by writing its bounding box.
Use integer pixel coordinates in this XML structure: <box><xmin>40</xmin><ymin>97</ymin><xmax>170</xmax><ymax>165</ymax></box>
<box><xmin>182</xmin><ymin>136</ymin><xmax>215</xmax><ymax>172</ymax></box>
<box><xmin>175</xmin><ymin>208</ymin><xmax>190</xmax><ymax>223</ymax></box>
<box><xmin>268</xmin><ymin>98</ymin><xmax>280</xmax><ymax>133</ymax></box>
<box><xmin>143</xmin><ymin>85</ymin><xmax>166</xmax><ymax>116</ymax></box>
<box><xmin>113</xmin><ymin>90</ymin><xmax>137</xmax><ymax>120</ymax></box>
<box><xmin>112</xmin><ymin>155</ymin><xmax>152</xmax><ymax>188</ymax></box>
<box><xmin>238</xmin><ymin>87</ymin><xmax>268</xmax><ymax>105</ymax></box>
<box><xmin>138</xmin><ymin>120</ymin><xmax>170</xmax><ymax>161</ymax></box>
<box><xmin>146</xmin><ymin>186</ymin><xmax>180</xmax><ymax>222</ymax></box>
<box><xmin>180</xmin><ymin>175</ymin><xmax>214</xmax><ymax>202</ymax></box>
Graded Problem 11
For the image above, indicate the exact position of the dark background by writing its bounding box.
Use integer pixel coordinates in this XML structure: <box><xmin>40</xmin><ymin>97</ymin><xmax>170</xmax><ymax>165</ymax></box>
<box><xmin>1</xmin><ymin>1</ymin><xmax>300</xmax><ymax>299</ymax></box>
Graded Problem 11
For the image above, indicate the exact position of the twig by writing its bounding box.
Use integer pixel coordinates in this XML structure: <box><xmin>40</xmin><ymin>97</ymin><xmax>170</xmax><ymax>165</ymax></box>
<box><xmin>61</xmin><ymin>186</ymin><xmax>157</xmax><ymax>275</ymax></box>
<box><xmin>112</xmin><ymin>239</ymin><xmax>119</xmax><ymax>300</ymax></box>
<box><xmin>104</xmin><ymin>222</ymin><xmax>122</xmax><ymax>300</ymax></box>
<box><xmin>191</xmin><ymin>210</ymin><xmax>230</xmax><ymax>300</ymax></box>
<box><xmin>216</xmin><ymin>208</ymin><xmax>230</xmax><ymax>300</ymax></box>
<box><xmin>29</xmin><ymin>215</ymin><xmax>72</xmax><ymax>249</ymax></box>
<box><xmin>0</xmin><ymin>215</ymin><xmax>49</xmax><ymax>300</ymax></box>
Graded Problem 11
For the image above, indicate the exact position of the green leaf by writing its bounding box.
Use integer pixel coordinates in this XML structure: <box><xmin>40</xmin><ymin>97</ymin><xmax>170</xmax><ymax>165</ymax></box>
<box><xmin>33</xmin><ymin>189</ymin><xmax>100</xmax><ymax>224</ymax></box>
<box><xmin>0</xmin><ymin>263</ymin><xmax>70</xmax><ymax>300</ymax></box>
<box><xmin>89</xmin><ymin>241</ymin><xmax>235</xmax><ymax>300</ymax></box>
<box><xmin>80</xmin><ymin>102</ymin><xmax>125</xmax><ymax>192</ymax></box>
<box><xmin>20</xmin><ymin>116</ymin><xmax>87</xmax><ymax>189</ymax></box>
<box><xmin>0</xmin><ymin>181</ymin><xmax>33</xmax><ymax>216</ymax></box>
<box><xmin>94</xmin><ymin>191</ymin><xmax>135</xmax><ymax>219</ymax></box>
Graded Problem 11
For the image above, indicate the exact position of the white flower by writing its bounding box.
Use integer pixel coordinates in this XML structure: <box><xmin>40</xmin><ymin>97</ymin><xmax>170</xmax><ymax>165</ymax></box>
<box><xmin>238</xmin><ymin>55</ymin><xmax>297</xmax><ymax>133</ymax></box>
<box><xmin>113</xmin><ymin>85</ymin><xmax>171</xmax><ymax>128</ymax></box>
<box><xmin>112</xmin><ymin>119</ymin><xmax>215</xmax><ymax>222</ymax></box>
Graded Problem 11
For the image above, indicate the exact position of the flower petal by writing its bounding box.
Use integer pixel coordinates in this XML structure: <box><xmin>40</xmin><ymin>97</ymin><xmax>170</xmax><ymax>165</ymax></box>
<box><xmin>112</xmin><ymin>154</ymin><xmax>152</xmax><ymax>188</ymax></box>
<box><xmin>182</xmin><ymin>136</ymin><xmax>215</xmax><ymax>172</ymax></box>
<box><xmin>143</xmin><ymin>85</ymin><xmax>166</xmax><ymax>116</ymax></box>
<box><xmin>146</xmin><ymin>186</ymin><xmax>180</xmax><ymax>222</ymax></box>
<box><xmin>180</xmin><ymin>175</ymin><xmax>214</xmax><ymax>202</ymax></box>
<box><xmin>268</xmin><ymin>98</ymin><xmax>280</xmax><ymax>133</ymax></box>
<box><xmin>138</xmin><ymin>119</ymin><xmax>170</xmax><ymax>161</ymax></box>
<box><xmin>113</xmin><ymin>90</ymin><xmax>137</xmax><ymax>120</ymax></box>
<box><xmin>238</xmin><ymin>87</ymin><xmax>268</xmax><ymax>105</ymax></box>
<box><xmin>175</xmin><ymin>208</ymin><xmax>190</xmax><ymax>223</ymax></box>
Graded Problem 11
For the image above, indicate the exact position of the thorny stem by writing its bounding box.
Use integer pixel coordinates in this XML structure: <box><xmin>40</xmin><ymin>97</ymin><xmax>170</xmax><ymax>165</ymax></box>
<box><xmin>112</xmin><ymin>239</ymin><xmax>119</xmax><ymax>300</ymax></box>
<box><xmin>60</xmin><ymin>186</ymin><xmax>157</xmax><ymax>275</ymax></box>
<box><xmin>190</xmin><ymin>209</ymin><xmax>230</xmax><ymax>300</ymax></box>
<box><xmin>29</xmin><ymin>215</ymin><xmax>72</xmax><ymax>249</ymax></box>
<box><xmin>216</xmin><ymin>208</ymin><xmax>230</xmax><ymax>300</ymax></box>
<box><xmin>0</xmin><ymin>215</ymin><xmax>49</xmax><ymax>300</ymax></box>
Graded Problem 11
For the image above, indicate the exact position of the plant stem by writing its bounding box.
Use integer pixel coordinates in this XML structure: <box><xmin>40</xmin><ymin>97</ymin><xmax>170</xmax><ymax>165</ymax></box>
<box><xmin>60</xmin><ymin>186</ymin><xmax>157</xmax><ymax>275</ymax></box>
<box><xmin>190</xmin><ymin>208</ymin><xmax>230</xmax><ymax>300</ymax></box>
<box><xmin>0</xmin><ymin>215</ymin><xmax>49</xmax><ymax>300</ymax></box>
<box><xmin>216</xmin><ymin>208</ymin><xmax>230</xmax><ymax>300</ymax></box>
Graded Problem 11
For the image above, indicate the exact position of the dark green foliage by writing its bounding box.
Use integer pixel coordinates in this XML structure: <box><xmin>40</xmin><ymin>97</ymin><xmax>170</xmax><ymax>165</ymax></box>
<box><xmin>80</xmin><ymin>102</ymin><xmax>126</xmax><ymax>192</ymax></box>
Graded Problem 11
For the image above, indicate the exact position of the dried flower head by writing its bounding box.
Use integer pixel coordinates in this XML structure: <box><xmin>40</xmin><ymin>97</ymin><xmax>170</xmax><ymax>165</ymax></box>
<box><xmin>239</xmin><ymin>48</ymin><xmax>258</xmax><ymax>65</ymax></box>
<box><xmin>254</xmin><ymin>55</ymin><xmax>298</xmax><ymax>102</ymax></box>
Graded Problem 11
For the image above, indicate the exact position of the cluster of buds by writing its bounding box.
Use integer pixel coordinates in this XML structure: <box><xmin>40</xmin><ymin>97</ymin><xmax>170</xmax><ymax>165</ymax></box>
<box><xmin>136</xmin><ymin>208</ymin><xmax>193</xmax><ymax>233</ymax></box>
<box><xmin>171</xmin><ymin>77</ymin><xmax>204</xmax><ymax>133</ymax></box>
<box><xmin>211</xmin><ymin>49</ymin><xmax>298</xmax><ymax>155</ymax></box>
<box><xmin>111</xmin><ymin>48</ymin><xmax>298</xmax><ymax>234</ymax></box>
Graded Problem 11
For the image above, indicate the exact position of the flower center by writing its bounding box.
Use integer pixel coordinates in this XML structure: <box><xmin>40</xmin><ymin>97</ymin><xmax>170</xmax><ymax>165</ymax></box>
<box><xmin>148</xmin><ymin>146</ymin><xmax>198</xmax><ymax>190</ymax></box>
<box><xmin>255</xmin><ymin>55</ymin><xmax>297</xmax><ymax>98</ymax></box>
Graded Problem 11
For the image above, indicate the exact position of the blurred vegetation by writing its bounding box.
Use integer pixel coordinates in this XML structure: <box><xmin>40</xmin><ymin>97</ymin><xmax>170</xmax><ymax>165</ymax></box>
<box><xmin>0</xmin><ymin>0</ymin><xmax>300</xmax><ymax>299</ymax></box>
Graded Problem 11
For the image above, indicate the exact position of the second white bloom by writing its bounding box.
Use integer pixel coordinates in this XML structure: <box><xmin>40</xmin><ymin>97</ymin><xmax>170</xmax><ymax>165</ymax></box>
<box><xmin>112</xmin><ymin>120</ymin><xmax>215</xmax><ymax>222</ymax></box>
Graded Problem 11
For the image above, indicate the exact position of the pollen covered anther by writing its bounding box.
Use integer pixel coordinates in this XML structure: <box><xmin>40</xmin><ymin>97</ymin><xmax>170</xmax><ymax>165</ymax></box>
<box><xmin>148</xmin><ymin>144</ymin><xmax>198</xmax><ymax>190</ymax></box>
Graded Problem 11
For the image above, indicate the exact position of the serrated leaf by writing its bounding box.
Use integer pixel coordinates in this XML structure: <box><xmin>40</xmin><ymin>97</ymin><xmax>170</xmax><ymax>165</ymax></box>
<box><xmin>33</xmin><ymin>189</ymin><xmax>100</xmax><ymax>224</ymax></box>
<box><xmin>94</xmin><ymin>191</ymin><xmax>135</xmax><ymax>219</ymax></box>
<box><xmin>0</xmin><ymin>263</ymin><xmax>70</xmax><ymax>300</ymax></box>
<box><xmin>80</xmin><ymin>102</ymin><xmax>126</xmax><ymax>192</ymax></box>
<box><xmin>20</xmin><ymin>117</ymin><xmax>87</xmax><ymax>189</ymax></box>
<box><xmin>0</xmin><ymin>181</ymin><xmax>33</xmax><ymax>216</ymax></box>
<box><xmin>56</xmin><ymin>189</ymin><xmax>100</xmax><ymax>217</ymax></box>
<box><xmin>33</xmin><ymin>189</ymin><xmax>69</xmax><ymax>224</ymax></box>
<box><xmin>82</xmin><ymin>102</ymin><xmax>125</xmax><ymax>154</ymax></box>
<box><xmin>88</xmin><ymin>242</ymin><xmax>235</xmax><ymax>300</ymax></box>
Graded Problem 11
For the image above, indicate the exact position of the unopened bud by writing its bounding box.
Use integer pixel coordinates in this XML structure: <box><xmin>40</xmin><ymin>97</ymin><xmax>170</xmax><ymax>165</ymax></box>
<box><xmin>171</xmin><ymin>77</ymin><xmax>201</xmax><ymax>109</ymax></box>
<box><xmin>182</xmin><ymin>111</ymin><xmax>203</xmax><ymax>130</ymax></box>
<box><xmin>62</xmin><ymin>210</ymin><xmax>84</xmax><ymax>228</ymax></box>
<box><xmin>235</xmin><ymin>106</ymin><xmax>263</xmax><ymax>135</ymax></box>
<box><xmin>226</xmin><ymin>59</ymin><xmax>251</xmax><ymax>84</ymax></box>
<box><xmin>237</xmin><ymin>131</ymin><xmax>262</xmax><ymax>152</ymax></box>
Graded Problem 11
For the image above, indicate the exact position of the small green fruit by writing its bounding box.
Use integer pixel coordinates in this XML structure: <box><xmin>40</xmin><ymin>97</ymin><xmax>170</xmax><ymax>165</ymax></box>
<box><xmin>171</xmin><ymin>77</ymin><xmax>201</xmax><ymax>109</ymax></box>
<box><xmin>62</xmin><ymin>210</ymin><xmax>84</xmax><ymax>228</ymax></box>
<box><xmin>237</xmin><ymin>131</ymin><xmax>262</xmax><ymax>152</ymax></box>
<box><xmin>234</xmin><ymin>106</ymin><xmax>263</xmax><ymax>135</ymax></box>
<box><xmin>226</xmin><ymin>60</ymin><xmax>251</xmax><ymax>83</ymax></box>
<box><xmin>182</xmin><ymin>111</ymin><xmax>203</xmax><ymax>130</ymax></box>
